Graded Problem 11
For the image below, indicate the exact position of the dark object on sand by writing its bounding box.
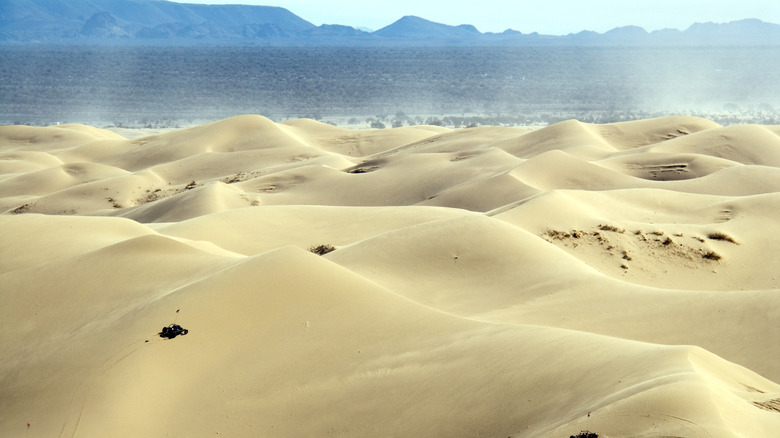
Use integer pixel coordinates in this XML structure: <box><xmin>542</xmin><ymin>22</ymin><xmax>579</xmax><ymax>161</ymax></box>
<box><xmin>570</xmin><ymin>432</ymin><xmax>598</xmax><ymax>438</ymax></box>
<box><xmin>159</xmin><ymin>323</ymin><xmax>189</xmax><ymax>339</ymax></box>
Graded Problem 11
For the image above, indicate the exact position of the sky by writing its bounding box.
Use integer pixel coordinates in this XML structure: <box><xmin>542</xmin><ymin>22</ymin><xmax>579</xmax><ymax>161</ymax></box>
<box><xmin>173</xmin><ymin>0</ymin><xmax>780</xmax><ymax>34</ymax></box>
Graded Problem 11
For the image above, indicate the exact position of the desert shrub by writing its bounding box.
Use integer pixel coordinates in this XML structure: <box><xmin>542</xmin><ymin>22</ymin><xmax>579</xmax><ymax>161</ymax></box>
<box><xmin>702</xmin><ymin>251</ymin><xmax>722</xmax><ymax>261</ymax></box>
<box><xmin>598</xmin><ymin>224</ymin><xmax>624</xmax><ymax>233</ymax></box>
<box><xmin>348</xmin><ymin>166</ymin><xmax>379</xmax><ymax>174</ymax></box>
<box><xmin>10</xmin><ymin>203</ymin><xmax>32</xmax><ymax>214</ymax></box>
<box><xmin>222</xmin><ymin>173</ymin><xmax>245</xmax><ymax>184</ymax></box>
<box><xmin>707</xmin><ymin>232</ymin><xmax>737</xmax><ymax>244</ymax></box>
<box><xmin>544</xmin><ymin>230</ymin><xmax>571</xmax><ymax>240</ymax></box>
<box><xmin>309</xmin><ymin>244</ymin><xmax>336</xmax><ymax>255</ymax></box>
<box><xmin>106</xmin><ymin>197</ymin><xmax>122</xmax><ymax>208</ymax></box>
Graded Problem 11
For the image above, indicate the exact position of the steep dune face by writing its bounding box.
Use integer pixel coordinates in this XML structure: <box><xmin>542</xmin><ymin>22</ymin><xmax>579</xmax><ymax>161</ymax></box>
<box><xmin>2</xmin><ymin>115</ymin><xmax>779</xmax><ymax>437</ymax></box>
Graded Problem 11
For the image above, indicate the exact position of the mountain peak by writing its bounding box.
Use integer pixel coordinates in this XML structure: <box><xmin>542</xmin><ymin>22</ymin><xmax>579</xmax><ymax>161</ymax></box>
<box><xmin>374</xmin><ymin>15</ymin><xmax>481</xmax><ymax>39</ymax></box>
<box><xmin>80</xmin><ymin>11</ymin><xmax>133</xmax><ymax>38</ymax></box>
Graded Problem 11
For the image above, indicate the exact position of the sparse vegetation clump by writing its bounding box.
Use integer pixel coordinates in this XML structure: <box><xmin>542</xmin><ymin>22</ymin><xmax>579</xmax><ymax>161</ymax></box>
<box><xmin>543</xmin><ymin>229</ymin><xmax>573</xmax><ymax>240</ymax></box>
<box><xmin>707</xmin><ymin>232</ymin><xmax>738</xmax><ymax>244</ymax></box>
<box><xmin>309</xmin><ymin>244</ymin><xmax>336</xmax><ymax>255</ymax></box>
<box><xmin>348</xmin><ymin>166</ymin><xmax>379</xmax><ymax>174</ymax></box>
<box><xmin>542</xmin><ymin>224</ymin><xmax>733</xmax><ymax>274</ymax></box>
<box><xmin>223</xmin><ymin>173</ymin><xmax>244</xmax><ymax>184</ymax></box>
<box><xmin>10</xmin><ymin>203</ymin><xmax>32</xmax><ymax>214</ymax></box>
<box><xmin>598</xmin><ymin>224</ymin><xmax>624</xmax><ymax>233</ymax></box>
<box><xmin>753</xmin><ymin>398</ymin><xmax>780</xmax><ymax>412</ymax></box>
<box><xmin>702</xmin><ymin>251</ymin><xmax>722</xmax><ymax>261</ymax></box>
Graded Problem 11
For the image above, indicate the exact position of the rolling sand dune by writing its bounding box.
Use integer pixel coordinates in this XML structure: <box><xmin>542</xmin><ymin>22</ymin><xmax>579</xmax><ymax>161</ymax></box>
<box><xmin>2</xmin><ymin>115</ymin><xmax>779</xmax><ymax>437</ymax></box>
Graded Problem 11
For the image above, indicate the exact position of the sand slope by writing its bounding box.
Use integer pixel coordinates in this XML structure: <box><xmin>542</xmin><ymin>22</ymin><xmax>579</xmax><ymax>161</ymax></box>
<box><xmin>2</xmin><ymin>115</ymin><xmax>779</xmax><ymax>437</ymax></box>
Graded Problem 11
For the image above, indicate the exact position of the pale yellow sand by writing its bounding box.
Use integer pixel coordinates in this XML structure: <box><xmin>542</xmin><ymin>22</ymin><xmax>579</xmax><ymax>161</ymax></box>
<box><xmin>2</xmin><ymin>115</ymin><xmax>779</xmax><ymax>437</ymax></box>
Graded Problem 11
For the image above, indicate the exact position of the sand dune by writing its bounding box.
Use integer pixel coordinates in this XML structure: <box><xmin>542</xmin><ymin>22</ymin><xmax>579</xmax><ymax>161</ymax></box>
<box><xmin>2</xmin><ymin>115</ymin><xmax>779</xmax><ymax>437</ymax></box>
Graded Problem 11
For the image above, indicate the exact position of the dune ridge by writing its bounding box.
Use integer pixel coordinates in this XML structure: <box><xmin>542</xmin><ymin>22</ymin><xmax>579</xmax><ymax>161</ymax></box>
<box><xmin>1</xmin><ymin>115</ymin><xmax>779</xmax><ymax>437</ymax></box>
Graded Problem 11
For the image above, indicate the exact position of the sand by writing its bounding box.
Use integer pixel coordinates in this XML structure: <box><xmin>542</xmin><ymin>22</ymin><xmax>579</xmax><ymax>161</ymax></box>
<box><xmin>1</xmin><ymin>114</ymin><xmax>779</xmax><ymax>437</ymax></box>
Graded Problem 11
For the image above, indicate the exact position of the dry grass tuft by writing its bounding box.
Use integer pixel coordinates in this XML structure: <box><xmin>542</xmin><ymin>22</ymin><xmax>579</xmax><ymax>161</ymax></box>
<box><xmin>707</xmin><ymin>232</ymin><xmax>738</xmax><ymax>244</ymax></box>
<box><xmin>598</xmin><ymin>224</ymin><xmax>624</xmax><ymax>233</ymax></box>
<box><xmin>702</xmin><ymin>251</ymin><xmax>722</xmax><ymax>261</ymax></box>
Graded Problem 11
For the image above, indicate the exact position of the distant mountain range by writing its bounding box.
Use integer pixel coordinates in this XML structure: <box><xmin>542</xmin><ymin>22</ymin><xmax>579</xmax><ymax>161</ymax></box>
<box><xmin>2</xmin><ymin>0</ymin><xmax>779</xmax><ymax>46</ymax></box>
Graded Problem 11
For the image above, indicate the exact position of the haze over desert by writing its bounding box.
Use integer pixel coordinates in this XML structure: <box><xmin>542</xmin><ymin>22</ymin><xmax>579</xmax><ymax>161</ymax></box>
<box><xmin>1</xmin><ymin>114</ymin><xmax>779</xmax><ymax>437</ymax></box>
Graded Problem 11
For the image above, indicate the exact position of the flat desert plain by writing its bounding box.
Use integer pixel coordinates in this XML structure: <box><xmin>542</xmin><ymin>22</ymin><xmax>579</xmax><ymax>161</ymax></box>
<box><xmin>1</xmin><ymin>115</ymin><xmax>779</xmax><ymax>437</ymax></box>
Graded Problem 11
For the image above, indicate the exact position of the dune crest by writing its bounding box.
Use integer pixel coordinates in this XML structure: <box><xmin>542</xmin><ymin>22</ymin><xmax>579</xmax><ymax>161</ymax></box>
<box><xmin>2</xmin><ymin>115</ymin><xmax>779</xmax><ymax>437</ymax></box>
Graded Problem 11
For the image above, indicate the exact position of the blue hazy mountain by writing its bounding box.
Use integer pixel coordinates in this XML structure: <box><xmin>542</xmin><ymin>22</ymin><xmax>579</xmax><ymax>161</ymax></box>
<box><xmin>374</xmin><ymin>15</ymin><xmax>481</xmax><ymax>39</ymax></box>
<box><xmin>1</xmin><ymin>0</ymin><xmax>777</xmax><ymax>45</ymax></box>
<box><xmin>0</xmin><ymin>0</ymin><xmax>315</xmax><ymax>41</ymax></box>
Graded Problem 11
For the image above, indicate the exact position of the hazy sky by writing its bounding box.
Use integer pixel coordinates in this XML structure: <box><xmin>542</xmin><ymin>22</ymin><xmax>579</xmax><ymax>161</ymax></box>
<box><xmin>174</xmin><ymin>0</ymin><xmax>779</xmax><ymax>34</ymax></box>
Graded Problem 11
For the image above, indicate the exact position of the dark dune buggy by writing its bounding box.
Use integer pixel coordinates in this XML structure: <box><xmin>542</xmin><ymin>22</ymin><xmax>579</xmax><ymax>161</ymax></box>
<box><xmin>159</xmin><ymin>323</ymin><xmax>189</xmax><ymax>339</ymax></box>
